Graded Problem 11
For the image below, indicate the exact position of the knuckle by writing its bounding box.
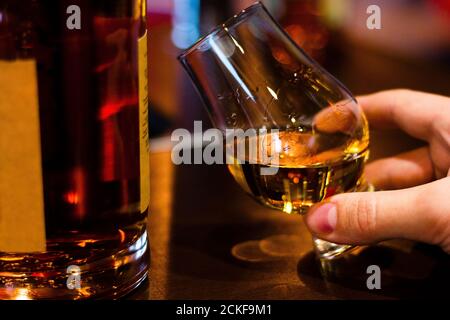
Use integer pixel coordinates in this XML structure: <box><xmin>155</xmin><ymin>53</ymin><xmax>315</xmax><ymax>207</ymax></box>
<box><xmin>431</xmin><ymin>116</ymin><xmax>450</xmax><ymax>148</ymax></box>
<box><xmin>352</xmin><ymin>194</ymin><xmax>378</xmax><ymax>236</ymax></box>
<box><xmin>432</xmin><ymin>211</ymin><xmax>450</xmax><ymax>250</ymax></box>
<box><xmin>438</xmin><ymin>218</ymin><xmax>450</xmax><ymax>253</ymax></box>
<box><xmin>386</xmin><ymin>88</ymin><xmax>413</xmax><ymax>104</ymax></box>
<box><xmin>441</xmin><ymin>238</ymin><xmax>450</xmax><ymax>254</ymax></box>
<box><xmin>422</xmin><ymin>179</ymin><xmax>450</xmax><ymax>247</ymax></box>
<box><xmin>394</xmin><ymin>88</ymin><xmax>414</xmax><ymax>95</ymax></box>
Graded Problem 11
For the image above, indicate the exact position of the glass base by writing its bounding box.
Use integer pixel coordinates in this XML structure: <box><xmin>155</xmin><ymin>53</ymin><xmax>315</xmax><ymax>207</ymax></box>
<box><xmin>313</xmin><ymin>237</ymin><xmax>356</xmax><ymax>260</ymax></box>
<box><xmin>0</xmin><ymin>231</ymin><xmax>149</xmax><ymax>300</ymax></box>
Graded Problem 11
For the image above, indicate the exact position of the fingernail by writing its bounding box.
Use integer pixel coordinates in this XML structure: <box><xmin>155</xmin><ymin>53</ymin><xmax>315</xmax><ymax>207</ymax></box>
<box><xmin>306</xmin><ymin>202</ymin><xmax>337</xmax><ymax>234</ymax></box>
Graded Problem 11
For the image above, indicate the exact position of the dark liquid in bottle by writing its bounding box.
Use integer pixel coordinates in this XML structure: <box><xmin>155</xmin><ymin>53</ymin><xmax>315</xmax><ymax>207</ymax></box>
<box><xmin>0</xmin><ymin>0</ymin><xmax>149</xmax><ymax>299</ymax></box>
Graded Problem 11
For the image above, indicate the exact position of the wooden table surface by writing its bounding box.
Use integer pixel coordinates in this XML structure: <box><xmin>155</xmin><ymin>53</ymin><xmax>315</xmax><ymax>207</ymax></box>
<box><xmin>126</xmin><ymin>149</ymin><xmax>450</xmax><ymax>300</ymax></box>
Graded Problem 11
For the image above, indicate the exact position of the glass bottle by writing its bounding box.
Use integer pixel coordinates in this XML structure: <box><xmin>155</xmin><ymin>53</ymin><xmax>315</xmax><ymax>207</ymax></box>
<box><xmin>0</xmin><ymin>0</ymin><xmax>150</xmax><ymax>299</ymax></box>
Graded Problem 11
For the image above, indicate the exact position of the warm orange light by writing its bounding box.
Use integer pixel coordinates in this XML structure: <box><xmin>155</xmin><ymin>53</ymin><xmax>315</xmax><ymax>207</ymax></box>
<box><xmin>65</xmin><ymin>192</ymin><xmax>79</xmax><ymax>205</ymax></box>
<box><xmin>118</xmin><ymin>229</ymin><xmax>126</xmax><ymax>244</ymax></box>
<box><xmin>76</xmin><ymin>239</ymin><xmax>99</xmax><ymax>248</ymax></box>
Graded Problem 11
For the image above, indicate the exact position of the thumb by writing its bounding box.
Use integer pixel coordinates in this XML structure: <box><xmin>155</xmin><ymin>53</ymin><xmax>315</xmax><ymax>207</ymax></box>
<box><xmin>305</xmin><ymin>177</ymin><xmax>450</xmax><ymax>252</ymax></box>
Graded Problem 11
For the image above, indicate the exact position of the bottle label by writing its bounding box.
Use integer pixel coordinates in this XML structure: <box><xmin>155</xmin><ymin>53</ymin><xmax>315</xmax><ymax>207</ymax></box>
<box><xmin>0</xmin><ymin>60</ymin><xmax>47</xmax><ymax>252</ymax></box>
<box><xmin>138</xmin><ymin>31</ymin><xmax>150</xmax><ymax>213</ymax></box>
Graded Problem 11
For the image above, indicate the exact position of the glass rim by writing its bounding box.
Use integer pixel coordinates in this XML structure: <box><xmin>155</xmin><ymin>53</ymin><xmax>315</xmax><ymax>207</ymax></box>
<box><xmin>177</xmin><ymin>1</ymin><xmax>264</xmax><ymax>60</ymax></box>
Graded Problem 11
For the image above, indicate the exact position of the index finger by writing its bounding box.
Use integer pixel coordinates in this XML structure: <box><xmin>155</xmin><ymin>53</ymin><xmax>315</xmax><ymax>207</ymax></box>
<box><xmin>357</xmin><ymin>89</ymin><xmax>450</xmax><ymax>141</ymax></box>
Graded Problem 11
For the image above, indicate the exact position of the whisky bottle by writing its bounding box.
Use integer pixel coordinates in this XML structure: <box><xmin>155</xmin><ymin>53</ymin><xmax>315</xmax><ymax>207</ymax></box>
<box><xmin>0</xmin><ymin>0</ymin><xmax>150</xmax><ymax>299</ymax></box>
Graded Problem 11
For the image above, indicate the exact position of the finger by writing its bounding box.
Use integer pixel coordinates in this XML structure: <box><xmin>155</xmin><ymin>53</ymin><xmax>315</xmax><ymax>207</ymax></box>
<box><xmin>305</xmin><ymin>178</ymin><xmax>450</xmax><ymax>251</ymax></box>
<box><xmin>313</xmin><ymin>101</ymin><xmax>358</xmax><ymax>134</ymax></box>
<box><xmin>365</xmin><ymin>147</ymin><xmax>434</xmax><ymax>190</ymax></box>
<box><xmin>357</xmin><ymin>89</ymin><xmax>450</xmax><ymax>141</ymax></box>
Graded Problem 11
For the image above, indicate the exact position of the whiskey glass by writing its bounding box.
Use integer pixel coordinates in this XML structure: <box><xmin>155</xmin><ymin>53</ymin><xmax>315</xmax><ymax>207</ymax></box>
<box><xmin>179</xmin><ymin>2</ymin><xmax>370</xmax><ymax>260</ymax></box>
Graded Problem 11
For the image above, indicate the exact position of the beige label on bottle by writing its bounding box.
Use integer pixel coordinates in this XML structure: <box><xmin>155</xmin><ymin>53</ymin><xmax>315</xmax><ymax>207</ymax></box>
<box><xmin>0</xmin><ymin>60</ymin><xmax>46</xmax><ymax>252</ymax></box>
<box><xmin>138</xmin><ymin>31</ymin><xmax>150</xmax><ymax>213</ymax></box>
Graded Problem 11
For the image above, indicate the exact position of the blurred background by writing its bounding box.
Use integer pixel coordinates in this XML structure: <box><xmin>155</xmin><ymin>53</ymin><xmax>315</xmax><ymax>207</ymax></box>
<box><xmin>147</xmin><ymin>0</ymin><xmax>450</xmax><ymax>159</ymax></box>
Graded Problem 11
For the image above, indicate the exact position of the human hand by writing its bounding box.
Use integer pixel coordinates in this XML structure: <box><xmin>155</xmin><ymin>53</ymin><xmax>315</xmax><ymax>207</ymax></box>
<box><xmin>305</xmin><ymin>89</ymin><xmax>450</xmax><ymax>252</ymax></box>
